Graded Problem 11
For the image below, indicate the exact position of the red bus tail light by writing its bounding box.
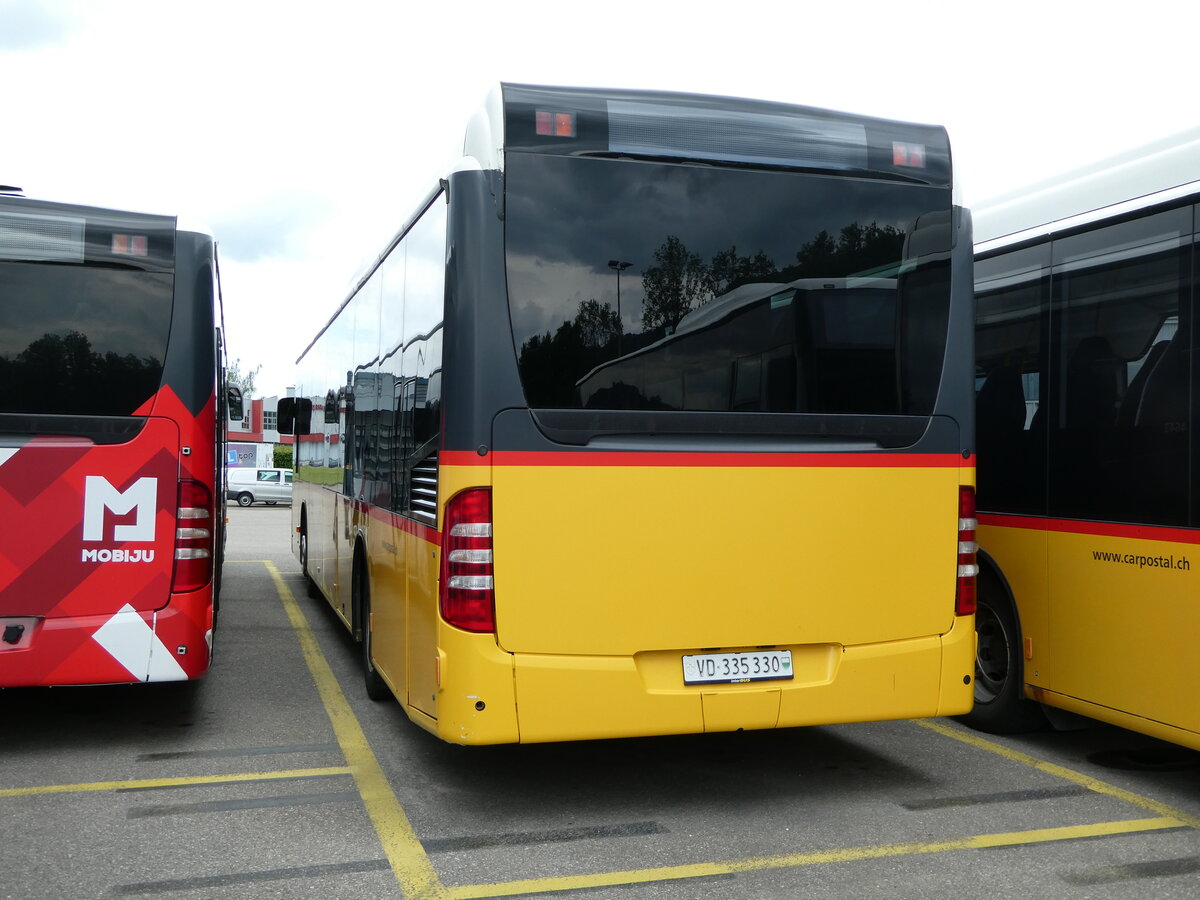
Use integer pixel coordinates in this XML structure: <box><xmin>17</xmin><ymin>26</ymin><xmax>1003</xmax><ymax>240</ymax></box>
<box><xmin>440</xmin><ymin>488</ymin><xmax>495</xmax><ymax>633</ymax></box>
<box><xmin>956</xmin><ymin>485</ymin><xmax>978</xmax><ymax>616</ymax></box>
<box><xmin>172</xmin><ymin>479</ymin><xmax>213</xmax><ymax>593</ymax></box>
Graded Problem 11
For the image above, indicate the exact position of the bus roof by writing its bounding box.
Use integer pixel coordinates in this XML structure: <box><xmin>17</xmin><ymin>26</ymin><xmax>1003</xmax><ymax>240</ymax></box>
<box><xmin>974</xmin><ymin>126</ymin><xmax>1200</xmax><ymax>253</ymax></box>
<box><xmin>314</xmin><ymin>83</ymin><xmax>957</xmax><ymax>366</ymax></box>
<box><xmin>0</xmin><ymin>191</ymin><xmax>203</xmax><ymax>235</ymax></box>
<box><xmin>465</xmin><ymin>83</ymin><xmax>952</xmax><ymax>187</ymax></box>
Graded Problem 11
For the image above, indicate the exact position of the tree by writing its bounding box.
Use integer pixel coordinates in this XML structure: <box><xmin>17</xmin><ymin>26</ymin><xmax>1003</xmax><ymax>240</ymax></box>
<box><xmin>640</xmin><ymin>235</ymin><xmax>708</xmax><ymax>332</ymax></box>
<box><xmin>792</xmin><ymin>222</ymin><xmax>904</xmax><ymax>278</ymax></box>
<box><xmin>516</xmin><ymin>298</ymin><xmax>623</xmax><ymax>407</ymax></box>
<box><xmin>575</xmin><ymin>298</ymin><xmax>620</xmax><ymax>349</ymax></box>
<box><xmin>706</xmin><ymin>246</ymin><xmax>778</xmax><ymax>298</ymax></box>
<box><xmin>4</xmin><ymin>330</ymin><xmax>159</xmax><ymax>415</ymax></box>
<box><xmin>793</xmin><ymin>229</ymin><xmax>840</xmax><ymax>275</ymax></box>
<box><xmin>226</xmin><ymin>358</ymin><xmax>261</xmax><ymax>397</ymax></box>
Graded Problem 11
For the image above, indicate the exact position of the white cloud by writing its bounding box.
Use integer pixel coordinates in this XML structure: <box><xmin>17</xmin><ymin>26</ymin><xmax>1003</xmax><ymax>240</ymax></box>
<box><xmin>3</xmin><ymin>0</ymin><xmax>1195</xmax><ymax>396</ymax></box>
<box><xmin>211</xmin><ymin>191</ymin><xmax>334</xmax><ymax>264</ymax></box>
<box><xmin>0</xmin><ymin>0</ymin><xmax>86</xmax><ymax>50</ymax></box>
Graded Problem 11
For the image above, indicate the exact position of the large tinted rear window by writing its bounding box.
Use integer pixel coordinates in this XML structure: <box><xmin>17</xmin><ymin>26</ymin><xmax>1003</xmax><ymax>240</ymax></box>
<box><xmin>0</xmin><ymin>204</ymin><xmax>174</xmax><ymax>419</ymax></box>
<box><xmin>505</xmin><ymin>154</ymin><xmax>952</xmax><ymax>417</ymax></box>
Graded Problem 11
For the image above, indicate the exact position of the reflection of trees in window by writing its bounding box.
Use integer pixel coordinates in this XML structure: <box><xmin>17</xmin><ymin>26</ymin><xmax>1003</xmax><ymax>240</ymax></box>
<box><xmin>1</xmin><ymin>330</ymin><xmax>162</xmax><ymax>416</ymax></box>
<box><xmin>641</xmin><ymin>237</ymin><xmax>780</xmax><ymax>332</ymax></box>
<box><xmin>516</xmin><ymin>224</ymin><xmax>908</xmax><ymax>409</ymax></box>
<box><xmin>792</xmin><ymin>223</ymin><xmax>904</xmax><ymax>278</ymax></box>
<box><xmin>576</xmin><ymin>298</ymin><xmax>620</xmax><ymax>348</ymax></box>
<box><xmin>638</xmin><ymin>226</ymin><xmax>902</xmax><ymax>334</ymax></box>
<box><xmin>518</xmin><ymin>298</ymin><xmax>620</xmax><ymax>408</ymax></box>
<box><xmin>707</xmin><ymin>246</ymin><xmax>777</xmax><ymax>298</ymax></box>
<box><xmin>640</xmin><ymin>236</ymin><xmax>708</xmax><ymax>332</ymax></box>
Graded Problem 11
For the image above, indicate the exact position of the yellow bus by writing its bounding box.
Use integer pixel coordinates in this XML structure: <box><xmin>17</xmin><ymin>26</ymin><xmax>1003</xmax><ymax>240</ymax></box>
<box><xmin>279</xmin><ymin>84</ymin><xmax>977</xmax><ymax>744</ymax></box>
<box><xmin>968</xmin><ymin>129</ymin><xmax>1200</xmax><ymax>749</ymax></box>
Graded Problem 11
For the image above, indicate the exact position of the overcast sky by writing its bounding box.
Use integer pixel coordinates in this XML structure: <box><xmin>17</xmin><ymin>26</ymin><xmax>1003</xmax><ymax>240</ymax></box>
<box><xmin>3</xmin><ymin>0</ymin><xmax>1193</xmax><ymax>397</ymax></box>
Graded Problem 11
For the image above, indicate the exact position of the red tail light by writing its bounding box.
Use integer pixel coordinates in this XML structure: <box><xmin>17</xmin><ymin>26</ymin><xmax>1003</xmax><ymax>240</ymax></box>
<box><xmin>956</xmin><ymin>485</ymin><xmax>978</xmax><ymax>615</ymax></box>
<box><xmin>172</xmin><ymin>479</ymin><xmax>213</xmax><ymax>593</ymax></box>
<box><xmin>440</xmin><ymin>488</ymin><xmax>495</xmax><ymax>633</ymax></box>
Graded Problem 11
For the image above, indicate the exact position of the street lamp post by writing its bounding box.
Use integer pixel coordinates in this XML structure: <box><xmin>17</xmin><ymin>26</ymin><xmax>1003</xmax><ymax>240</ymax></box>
<box><xmin>607</xmin><ymin>259</ymin><xmax>632</xmax><ymax>353</ymax></box>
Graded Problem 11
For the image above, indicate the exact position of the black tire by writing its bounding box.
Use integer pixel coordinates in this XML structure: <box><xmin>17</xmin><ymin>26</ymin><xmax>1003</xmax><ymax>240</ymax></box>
<box><xmin>959</xmin><ymin>574</ymin><xmax>1047</xmax><ymax>734</ymax></box>
<box><xmin>356</xmin><ymin>559</ymin><xmax>391</xmax><ymax>702</ymax></box>
<box><xmin>298</xmin><ymin>520</ymin><xmax>320</xmax><ymax>599</ymax></box>
<box><xmin>236</xmin><ymin>492</ymin><xmax>254</xmax><ymax>507</ymax></box>
<box><xmin>211</xmin><ymin>536</ymin><xmax>223</xmax><ymax>631</ymax></box>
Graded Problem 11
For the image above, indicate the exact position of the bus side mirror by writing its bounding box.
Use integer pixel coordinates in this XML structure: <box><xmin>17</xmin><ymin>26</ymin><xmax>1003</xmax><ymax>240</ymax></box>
<box><xmin>226</xmin><ymin>385</ymin><xmax>244</xmax><ymax>421</ymax></box>
<box><xmin>278</xmin><ymin>397</ymin><xmax>312</xmax><ymax>435</ymax></box>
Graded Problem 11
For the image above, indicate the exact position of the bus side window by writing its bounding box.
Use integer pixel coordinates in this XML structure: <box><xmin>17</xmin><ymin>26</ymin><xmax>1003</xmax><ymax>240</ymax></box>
<box><xmin>977</xmin><ymin>364</ymin><xmax>1025</xmax><ymax>447</ymax></box>
<box><xmin>1133</xmin><ymin>334</ymin><xmax>1187</xmax><ymax>431</ymax></box>
<box><xmin>1064</xmin><ymin>336</ymin><xmax>1120</xmax><ymax>431</ymax></box>
<box><xmin>1050</xmin><ymin>233</ymin><xmax>1187</xmax><ymax>525</ymax></box>
<box><xmin>396</xmin><ymin>379</ymin><xmax>416</xmax><ymax>510</ymax></box>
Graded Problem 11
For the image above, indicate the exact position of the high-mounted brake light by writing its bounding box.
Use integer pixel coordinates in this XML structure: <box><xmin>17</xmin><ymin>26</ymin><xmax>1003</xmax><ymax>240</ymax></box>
<box><xmin>893</xmin><ymin>141</ymin><xmax>926</xmax><ymax>168</ymax></box>
<box><xmin>111</xmin><ymin>233</ymin><xmax>149</xmax><ymax>257</ymax></box>
<box><xmin>535</xmin><ymin>109</ymin><xmax>576</xmax><ymax>138</ymax></box>
<box><xmin>440</xmin><ymin>488</ymin><xmax>495</xmax><ymax>632</ymax></box>
<box><xmin>956</xmin><ymin>486</ymin><xmax>978</xmax><ymax>615</ymax></box>
<box><xmin>172</xmin><ymin>479</ymin><xmax>213</xmax><ymax>593</ymax></box>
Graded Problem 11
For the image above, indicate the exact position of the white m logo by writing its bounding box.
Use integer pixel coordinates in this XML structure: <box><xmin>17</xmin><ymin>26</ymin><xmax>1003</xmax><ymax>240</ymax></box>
<box><xmin>82</xmin><ymin>476</ymin><xmax>158</xmax><ymax>542</ymax></box>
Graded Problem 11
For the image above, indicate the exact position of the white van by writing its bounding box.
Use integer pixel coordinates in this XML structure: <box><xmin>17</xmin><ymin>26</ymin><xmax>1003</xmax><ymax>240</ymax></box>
<box><xmin>226</xmin><ymin>467</ymin><xmax>293</xmax><ymax>506</ymax></box>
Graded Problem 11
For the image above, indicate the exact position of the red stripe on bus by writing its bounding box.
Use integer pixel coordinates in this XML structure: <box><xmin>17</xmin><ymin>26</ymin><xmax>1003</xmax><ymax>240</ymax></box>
<box><xmin>978</xmin><ymin>513</ymin><xmax>1200</xmax><ymax>544</ymax></box>
<box><xmin>442</xmin><ymin>450</ymin><xmax>973</xmax><ymax>468</ymax></box>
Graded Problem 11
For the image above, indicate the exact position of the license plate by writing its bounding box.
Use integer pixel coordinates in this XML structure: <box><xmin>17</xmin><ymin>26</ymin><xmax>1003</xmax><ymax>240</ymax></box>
<box><xmin>682</xmin><ymin>649</ymin><xmax>793</xmax><ymax>685</ymax></box>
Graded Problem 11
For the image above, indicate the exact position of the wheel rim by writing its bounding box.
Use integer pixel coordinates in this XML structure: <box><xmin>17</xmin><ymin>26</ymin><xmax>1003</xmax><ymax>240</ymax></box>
<box><xmin>974</xmin><ymin>601</ymin><xmax>1011</xmax><ymax>704</ymax></box>
<box><xmin>299</xmin><ymin>531</ymin><xmax>308</xmax><ymax>572</ymax></box>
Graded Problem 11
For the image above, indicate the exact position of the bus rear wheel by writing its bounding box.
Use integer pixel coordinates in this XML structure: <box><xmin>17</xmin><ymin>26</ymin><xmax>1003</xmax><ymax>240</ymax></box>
<box><xmin>959</xmin><ymin>578</ymin><xmax>1046</xmax><ymax>734</ymax></box>
<box><xmin>299</xmin><ymin>521</ymin><xmax>320</xmax><ymax>599</ymax></box>
<box><xmin>356</xmin><ymin>561</ymin><xmax>391</xmax><ymax>702</ymax></box>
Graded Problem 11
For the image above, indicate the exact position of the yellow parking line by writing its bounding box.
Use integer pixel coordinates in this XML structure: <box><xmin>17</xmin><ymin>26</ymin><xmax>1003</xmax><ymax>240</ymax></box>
<box><xmin>0</xmin><ymin>767</ymin><xmax>351</xmax><ymax>799</ymax></box>
<box><xmin>266</xmin><ymin>562</ymin><xmax>448</xmax><ymax>899</ymax></box>
<box><xmin>915</xmin><ymin>719</ymin><xmax>1200</xmax><ymax>829</ymax></box>
<box><xmin>258</xmin><ymin>564</ymin><xmax>1197</xmax><ymax>900</ymax></box>
<box><xmin>443</xmin><ymin>817</ymin><xmax>1183</xmax><ymax>899</ymax></box>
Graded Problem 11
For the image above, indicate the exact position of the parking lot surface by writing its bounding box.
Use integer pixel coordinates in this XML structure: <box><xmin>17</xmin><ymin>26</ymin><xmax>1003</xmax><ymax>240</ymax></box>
<box><xmin>2</xmin><ymin>504</ymin><xmax>1197</xmax><ymax>898</ymax></box>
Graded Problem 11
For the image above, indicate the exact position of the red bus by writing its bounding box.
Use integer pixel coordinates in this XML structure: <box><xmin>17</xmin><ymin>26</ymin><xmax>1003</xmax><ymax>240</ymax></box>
<box><xmin>0</xmin><ymin>192</ymin><xmax>240</xmax><ymax>686</ymax></box>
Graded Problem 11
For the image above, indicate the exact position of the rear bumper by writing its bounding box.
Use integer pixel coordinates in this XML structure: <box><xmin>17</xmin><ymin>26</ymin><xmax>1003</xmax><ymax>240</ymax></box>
<box><xmin>426</xmin><ymin>615</ymin><xmax>975</xmax><ymax>744</ymax></box>
<box><xmin>0</xmin><ymin>595</ymin><xmax>213</xmax><ymax>687</ymax></box>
